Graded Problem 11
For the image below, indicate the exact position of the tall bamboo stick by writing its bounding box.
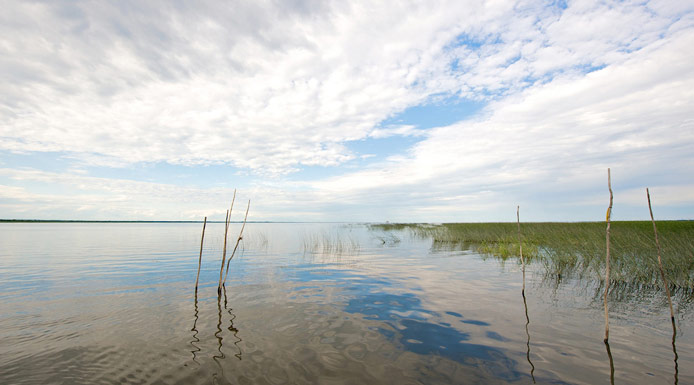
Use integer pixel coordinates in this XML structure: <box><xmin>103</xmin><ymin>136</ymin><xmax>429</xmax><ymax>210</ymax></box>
<box><xmin>195</xmin><ymin>217</ymin><xmax>207</xmax><ymax>293</ymax></box>
<box><xmin>223</xmin><ymin>200</ymin><xmax>250</xmax><ymax>286</ymax></box>
<box><xmin>218</xmin><ymin>209</ymin><xmax>230</xmax><ymax>294</ymax></box>
<box><xmin>604</xmin><ymin>168</ymin><xmax>613</xmax><ymax>343</ymax></box>
<box><xmin>647</xmin><ymin>188</ymin><xmax>676</xmax><ymax>328</ymax></box>
<box><xmin>217</xmin><ymin>192</ymin><xmax>236</xmax><ymax>293</ymax></box>
<box><xmin>517</xmin><ymin>205</ymin><xmax>525</xmax><ymax>294</ymax></box>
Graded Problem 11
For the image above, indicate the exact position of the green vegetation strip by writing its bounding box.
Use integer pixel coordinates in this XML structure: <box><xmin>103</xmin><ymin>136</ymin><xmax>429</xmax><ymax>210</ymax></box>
<box><xmin>372</xmin><ymin>222</ymin><xmax>694</xmax><ymax>290</ymax></box>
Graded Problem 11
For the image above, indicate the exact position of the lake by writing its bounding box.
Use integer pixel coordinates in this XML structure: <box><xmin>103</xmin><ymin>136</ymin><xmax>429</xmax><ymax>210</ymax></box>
<box><xmin>0</xmin><ymin>222</ymin><xmax>691</xmax><ymax>384</ymax></box>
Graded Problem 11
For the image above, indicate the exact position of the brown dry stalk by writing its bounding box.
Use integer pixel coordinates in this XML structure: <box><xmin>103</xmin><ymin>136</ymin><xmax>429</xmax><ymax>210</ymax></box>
<box><xmin>647</xmin><ymin>188</ymin><xmax>676</xmax><ymax>329</ymax></box>
<box><xmin>195</xmin><ymin>217</ymin><xmax>207</xmax><ymax>293</ymax></box>
<box><xmin>217</xmin><ymin>191</ymin><xmax>237</xmax><ymax>292</ymax></box>
<box><xmin>517</xmin><ymin>205</ymin><xmax>525</xmax><ymax>293</ymax></box>
<box><xmin>223</xmin><ymin>200</ymin><xmax>250</xmax><ymax>286</ymax></box>
<box><xmin>604</xmin><ymin>168</ymin><xmax>613</xmax><ymax>343</ymax></box>
<box><xmin>218</xmin><ymin>209</ymin><xmax>230</xmax><ymax>293</ymax></box>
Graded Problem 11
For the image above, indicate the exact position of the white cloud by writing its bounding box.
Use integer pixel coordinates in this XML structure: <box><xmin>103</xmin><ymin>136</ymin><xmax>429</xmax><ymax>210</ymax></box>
<box><xmin>0</xmin><ymin>167</ymin><xmax>348</xmax><ymax>221</ymax></box>
<box><xmin>1</xmin><ymin>0</ymin><xmax>693</xmax><ymax>221</ymax></box>
<box><xmin>1</xmin><ymin>0</ymin><xmax>472</xmax><ymax>173</ymax></box>
<box><xmin>0</xmin><ymin>168</ymin><xmax>233</xmax><ymax>220</ymax></box>
<box><xmin>303</xmin><ymin>27</ymin><xmax>694</xmax><ymax>221</ymax></box>
<box><xmin>2</xmin><ymin>0</ymin><xmax>687</xmax><ymax>175</ymax></box>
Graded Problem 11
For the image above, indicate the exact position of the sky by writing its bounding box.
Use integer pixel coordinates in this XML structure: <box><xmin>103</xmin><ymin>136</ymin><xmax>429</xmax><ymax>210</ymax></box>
<box><xmin>1</xmin><ymin>0</ymin><xmax>693</xmax><ymax>222</ymax></box>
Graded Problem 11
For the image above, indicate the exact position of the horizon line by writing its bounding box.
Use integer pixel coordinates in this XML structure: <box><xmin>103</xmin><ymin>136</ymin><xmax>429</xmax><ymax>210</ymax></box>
<box><xmin>1</xmin><ymin>219</ymin><xmax>692</xmax><ymax>224</ymax></box>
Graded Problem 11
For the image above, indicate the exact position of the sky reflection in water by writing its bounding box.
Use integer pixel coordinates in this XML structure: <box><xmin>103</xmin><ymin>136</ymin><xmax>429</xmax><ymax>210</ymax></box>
<box><xmin>0</xmin><ymin>222</ymin><xmax>692</xmax><ymax>384</ymax></box>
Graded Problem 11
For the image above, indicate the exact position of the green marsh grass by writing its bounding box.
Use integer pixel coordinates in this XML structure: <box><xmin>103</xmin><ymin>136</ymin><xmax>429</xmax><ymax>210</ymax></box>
<box><xmin>302</xmin><ymin>231</ymin><xmax>360</xmax><ymax>256</ymax></box>
<box><xmin>372</xmin><ymin>221</ymin><xmax>694</xmax><ymax>290</ymax></box>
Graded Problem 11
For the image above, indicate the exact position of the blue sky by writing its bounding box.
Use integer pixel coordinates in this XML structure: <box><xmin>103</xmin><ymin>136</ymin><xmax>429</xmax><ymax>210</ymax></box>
<box><xmin>1</xmin><ymin>0</ymin><xmax>693</xmax><ymax>222</ymax></box>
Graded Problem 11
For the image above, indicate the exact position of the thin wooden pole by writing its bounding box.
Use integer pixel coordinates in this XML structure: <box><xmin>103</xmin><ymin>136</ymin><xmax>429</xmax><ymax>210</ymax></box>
<box><xmin>604</xmin><ymin>168</ymin><xmax>613</xmax><ymax>343</ymax></box>
<box><xmin>218</xmin><ymin>209</ymin><xmax>230</xmax><ymax>293</ymax></box>
<box><xmin>195</xmin><ymin>217</ymin><xmax>207</xmax><ymax>293</ymax></box>
<box><xmin>223</xmin><ymin>200</ymin><xmax>250</xmax><ymax>286</ymax></box>
<box><xmin>647</xmin><ymin>188</ymin><xmax>676</xmax><ymax>329</ymax></box>
<box><xmin>218</xmin><ymin>191</ymin><xmax>236</xmax><ymax>293</ymax></box>
<box><xmin>517</xmin><ymin>205</ymin><xmax>525</xmax><ymax>294</ymax></box>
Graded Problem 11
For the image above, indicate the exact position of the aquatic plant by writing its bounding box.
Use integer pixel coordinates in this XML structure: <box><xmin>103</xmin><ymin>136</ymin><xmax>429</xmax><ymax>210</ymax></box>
<box><xmin>302</xmin><ymin>231</ymin><xmax>360</xmax><ymax>256</ymax></box>
<box><xmin>241</xmin><ymin>230</ymin><xmax>269</xmax><ymax>251</ymax></box>
<box><xmin>373</xmin><ymin>232</ymin><xmax>401</xmax><ymax>246</ymax></box>
<box><xmin>371</xmin><ymin>220</ymin><xmax>694</xmax><ymax>290</ymax></box>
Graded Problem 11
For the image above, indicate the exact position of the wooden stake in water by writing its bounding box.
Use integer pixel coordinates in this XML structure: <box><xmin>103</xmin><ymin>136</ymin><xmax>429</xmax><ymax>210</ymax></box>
<box><xmin>223</xmin><ymin>200</ymin><xmax>250</xmax><ymax>286</ymax></box>
<box><xmin>195</xmin><ymin>217</ymin><xmax>207</xmax><ymax>294</ymax></box>
<box><xmin>218</xmin><ymin>210</ymin><xmax>230</xmax><ymax>293</ymax></box>
<box><xmin>218</xmin><ymin>192</ymin><xmax>237</xmax><ymax>293</ymax></box>
<box><xmin>604</xmin><ymin>168</ymin><xmax>613</xmax><ymax>343</ymax></box>
<box><xmin>517</xmin><ymin>205</ymin><xmax>535</xmax><ymax>382</ymax></box>
<box><xmin>649</xmin><ymin>189</ymin><xmax>680</xmax><ymax>384</ymax></box>
<box><xmin>647</xmin><ymin>188</ymin><xmax>676</xmax><ymax>329</ymax></box>
<box><xmin>517</xmin><ymin>205</ymin><xmax>525</xmax><ymax>293</ymax></box>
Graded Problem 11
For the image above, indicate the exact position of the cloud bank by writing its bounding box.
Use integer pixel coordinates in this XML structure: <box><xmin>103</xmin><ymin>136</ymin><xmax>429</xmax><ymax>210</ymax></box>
<box><xmin>1</xmin><ymin>0</ymin><xmax>693</xmax><ymax>220</ymax></box>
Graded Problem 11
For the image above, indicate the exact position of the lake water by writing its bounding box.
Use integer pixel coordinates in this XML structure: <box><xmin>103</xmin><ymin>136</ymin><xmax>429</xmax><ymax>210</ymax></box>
<box><xmin>0</xmin><ymin>222</ymin><xmax>691</xmax><ymax>384</ymax></box>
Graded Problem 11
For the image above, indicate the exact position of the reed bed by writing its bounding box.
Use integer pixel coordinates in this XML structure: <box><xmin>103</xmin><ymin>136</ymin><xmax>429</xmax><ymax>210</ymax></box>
<box><xmin>302</xmin><ymin>232</ymin><xmax>360</xmax><ymax>256</ymax></box>
<box><xmin>371</xmin><ymin>221</ymin><xmax>694</xmax><ymax>290</ymax></box>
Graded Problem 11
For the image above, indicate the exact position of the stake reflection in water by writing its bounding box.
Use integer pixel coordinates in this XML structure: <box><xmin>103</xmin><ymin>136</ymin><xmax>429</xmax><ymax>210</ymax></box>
<box><xmin>191</xmin><ymin>217</ymin><xmax>205</xmax><ymax>364</ymax></box>
<box><xmin>214</xmin><ymin>285</ymin><xmax>242</xmax><ymax>362</ymax></box>
<box><xmin>605</xmin><ymin>340</ymin><xmax>615</xmax><ymax>385</ymax></box>
<box><xmin>214</xmin><ymin>289</ymin><xmax>226</xmax><ymax>362</ymax></box>
<box><xmin>518</xmin><ymin>206</ymin><xmax>535</xmax><ymax>382</ymax></box>
<box><xmin>189</xmin><ymin>285</ymin><xmax>243</xmax><ymax>369</ymax></box>
<box><xmin>190</xmin><ymin>291</ymin><xmax>201</xmax><ymax>364</ymax></box>
<box><xmin>227</xmin><ymin>303</ymin><xmax>242</xmax><ymax>361</ymax></box>
<box><xmin>646</xmin><ymin>188</ymin><xmax>679</xmax><ymax>384</ymax></box>
<box><xmin>673</xmin><ymin>324</ymin><xmax>679</xmax><ymax>385</ymax></box>
<box><xmin>522</xmin><ymin>289</ymin><xmax>536</xmax><ymax>383</ymax></box>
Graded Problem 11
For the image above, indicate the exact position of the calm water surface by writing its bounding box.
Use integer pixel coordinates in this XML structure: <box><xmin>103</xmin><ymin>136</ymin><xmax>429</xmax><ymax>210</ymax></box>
<box><xmin>0</xmin><ymin>222</ymin><xmax>692</xmax><ymax>384</ymax></box>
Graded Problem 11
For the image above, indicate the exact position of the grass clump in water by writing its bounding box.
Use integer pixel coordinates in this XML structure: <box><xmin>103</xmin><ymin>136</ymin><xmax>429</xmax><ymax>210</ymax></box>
<box><xmin>302</xmin><ymin>231</ymin><xmax>360</xmax><ymax>256</ymax></box>
<box><xmin>371</xmin><ymin>221</ymin><xmax>694</xmax><ymax>290</ymax></box>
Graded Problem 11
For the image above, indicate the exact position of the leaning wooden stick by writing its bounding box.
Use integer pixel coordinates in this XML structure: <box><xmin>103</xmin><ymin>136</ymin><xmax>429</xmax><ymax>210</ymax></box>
<box><xmin>217</xmin><ymin>192</ymin><xmax>237</xmax><ymax>293</ymax></box>
<box><xmin>647</xmin><ymin>188</ymin><xmax>676</xmax><ymax>329</ymax></box>
<box><xmin>218</xmin><ymin>209</ymin><xmax>230</xmax><ymax>293</ymax></box>
<box><xmin>223</xmin><ymin>200</ymin><xmax>250</xmax><ymax>286</ymax></box>
<box><xmin>195</xmin><ymin>216</ymin><xmax>207</xmax><ymax>293</ymax></box>
<box><xmin>604</xmin><ymin>168</ymin><xmax>613</xmax><ymax>343</ymax></box>
<box><xmin>517</xmin><ymin>205</ymin><xmax>525</xmax><ymax>294</ymax></box>
<box><xmin>518</xmin><ymin>206</ymin><xmax>535</xmax><ymax>382</ymax></box>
